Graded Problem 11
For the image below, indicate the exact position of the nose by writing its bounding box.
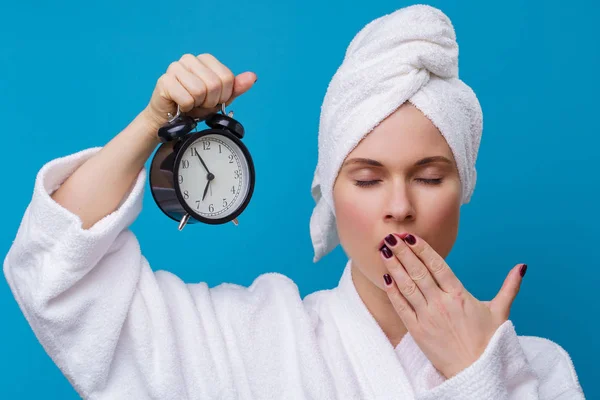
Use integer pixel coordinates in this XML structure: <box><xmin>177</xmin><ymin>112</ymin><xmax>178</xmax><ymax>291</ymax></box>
<box><xmin>383</xmin><ymin>179</ymin><xmax>416</xmax><ymax>223</ymax></box>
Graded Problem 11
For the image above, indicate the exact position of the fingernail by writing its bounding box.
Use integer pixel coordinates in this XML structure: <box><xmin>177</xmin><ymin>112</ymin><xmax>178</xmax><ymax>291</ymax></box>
<box><xmin>520</xmin><ymin>264</ymin><xmax>528</xmax><ymax>277</ymax></box>
<box><xmin>380</xmin><ymin>244</ymin><xmax>393</xmax><ymax>259</ymax></box>
<box><xmin>254</xmin><ymin>77</ymin><xmax>258</xmax><ymax>83</ymax></box>
<box><xmin>383</xmin><ymin>274</ymin><xmax>393</xmax><ymax>286</ymax></box>
<box><xmin>403</xmin><ymin>234</ymin><xmax>416</xmax><ymax>246</ymax></box>
<box><xmin>384</xmin><ymin>234</ymin><xmax>397</xmax><ymax>246</ymax></box>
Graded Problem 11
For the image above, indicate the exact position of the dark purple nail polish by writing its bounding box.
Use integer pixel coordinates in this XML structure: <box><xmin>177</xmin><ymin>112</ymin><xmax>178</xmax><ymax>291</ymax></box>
<box><xmin>383</xmin><ymin>273</ymin><xmax>392</xmax><ymax>286</ymax></box>
<box><xmin>380</xmin><ymin>245</ymin><xmax>393</xmax><ymax>259</ymax></box>
<box><xmin>404</xmin><ymin>234</ymin><xmax>416</xmax><ymax>245</ymax></box>
<box><xmin>520</xmin><ymin>264</ymin><xmax>528</xmax><ymax>277</ymax></box>
<box><xmin>385</xmin><ymin>234</ymin><xmax>397</xmax><ymax>246</ymax></box>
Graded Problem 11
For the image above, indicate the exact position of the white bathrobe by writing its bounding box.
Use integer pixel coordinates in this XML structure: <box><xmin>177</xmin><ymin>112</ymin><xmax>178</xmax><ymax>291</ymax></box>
<box><xmin>3</xmin><ymin>147</ymin><xmax>585</xmax><ymax>400</ymax></box>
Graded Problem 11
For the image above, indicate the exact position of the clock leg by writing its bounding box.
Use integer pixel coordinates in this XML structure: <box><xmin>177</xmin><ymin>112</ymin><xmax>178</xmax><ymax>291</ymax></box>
<box><xmin>178</xmin><ymin>213</ymin><xmax>191</xmax><ymax>231</ymax></box>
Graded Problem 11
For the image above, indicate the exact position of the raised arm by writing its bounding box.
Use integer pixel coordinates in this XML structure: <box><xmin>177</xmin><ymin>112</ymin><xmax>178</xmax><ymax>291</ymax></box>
<box><xmin>3</xmin><ymin>53</ymin><xmax>257</xmax><ymax>399</ymax></box>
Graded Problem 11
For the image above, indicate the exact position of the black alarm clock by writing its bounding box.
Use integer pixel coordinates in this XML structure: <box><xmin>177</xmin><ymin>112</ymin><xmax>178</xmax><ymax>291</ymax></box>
<box><xmin>149</xmin><ymin>104</ymin><xmax>255</xmax><ymax>230</ymax></box>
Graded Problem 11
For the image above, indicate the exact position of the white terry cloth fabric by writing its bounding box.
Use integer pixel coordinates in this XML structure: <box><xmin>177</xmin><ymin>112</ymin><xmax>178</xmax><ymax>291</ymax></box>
<box><xmin>4</xmin><ymin>147</ymin><xmax>586</xmax><ymax>399</ymax></box>
<box><xmin>310</xmin><ymin>4</ymin><xmax>483</xmax><ymax>262</ymax></box>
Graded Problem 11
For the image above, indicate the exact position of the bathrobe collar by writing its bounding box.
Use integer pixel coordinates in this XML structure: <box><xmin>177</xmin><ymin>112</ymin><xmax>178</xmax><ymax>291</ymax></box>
<box><xmin>332</xmin><ymin>259</ymin><xmax>417</xmax><ymax>397</ymax></box>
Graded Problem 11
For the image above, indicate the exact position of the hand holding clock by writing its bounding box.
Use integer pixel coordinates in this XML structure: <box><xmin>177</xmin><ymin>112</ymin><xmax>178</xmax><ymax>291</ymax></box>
<box><xmin>141</xmin><ymin>53</ymin><xmax>257</xmax><ymax>141</ymax></box>
<box><xmin>144</xmin><ymin>52</ymin><xmax>258</xmax><ymax>226</ymax></box>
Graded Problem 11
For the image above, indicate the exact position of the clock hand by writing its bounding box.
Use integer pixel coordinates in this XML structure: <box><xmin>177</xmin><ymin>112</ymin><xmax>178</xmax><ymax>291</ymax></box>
<box><xmin>194</xmin><ymin>148</ymin><xmax>212</xmax><ymax>175</ymax></box>
<box><xmin>202</xmin><ymin>180</ymin><xmax>210</xmax><ymax>201</ymax></box>
<box><xmin>202</xmin><ymin>173</ymin><xmax>215</xmax><ymax>202</ymax></box>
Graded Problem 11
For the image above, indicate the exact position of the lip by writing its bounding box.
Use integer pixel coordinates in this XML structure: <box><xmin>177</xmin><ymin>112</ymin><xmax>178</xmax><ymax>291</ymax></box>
<box><xmin>378</xmin><ymin>232</ymin><xmax>416</xmax><ymax>250</ymax></box>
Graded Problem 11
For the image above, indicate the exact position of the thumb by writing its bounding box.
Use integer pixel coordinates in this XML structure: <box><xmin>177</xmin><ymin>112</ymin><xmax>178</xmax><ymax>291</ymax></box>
<box><xmin>227</xmin><ymin>72</ymin><xmax>258</xmax><ymax>104</ymax></box>
<box><xmin>489</xmin><ymin>263</ymin><xmax>527</xmax><ymax>319</ymax></box>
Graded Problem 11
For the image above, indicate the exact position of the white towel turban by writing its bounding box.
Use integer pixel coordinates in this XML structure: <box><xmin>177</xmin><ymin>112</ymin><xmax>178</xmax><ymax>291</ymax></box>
<box><xmin>310</xmin><ymin>4</ymin><xmax>483</xmax><ymax>263</ymax></box>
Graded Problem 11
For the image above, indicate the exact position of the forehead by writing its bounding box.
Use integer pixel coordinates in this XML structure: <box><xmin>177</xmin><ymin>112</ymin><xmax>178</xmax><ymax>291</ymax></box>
<box><xmin>346</xmin><ymin>102</ymin><xmax>455</xmax><ymax>166</ymax></box>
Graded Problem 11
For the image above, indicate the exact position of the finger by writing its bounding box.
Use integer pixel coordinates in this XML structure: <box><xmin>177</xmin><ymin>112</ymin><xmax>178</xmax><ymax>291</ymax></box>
<box><xmin>167</xmin><ymin>61</ymin><xmax>207</xmax><ymax>111</ymax></box>
<box><xmin>229</xmin><ymin>71</ymin><xmax>257</xmax><ymax>102</ymax></box>
<box><xmin>382</xmin><ymin>272</ymin><xmax>418</xmax><ymax>327</ymax></box>
<box><xmin>380</xmin><ymin>244</ymin><xmax>428</xmax><ymax>312</ymax></box>
<box><xmin>179</xmin><ymin>54</ymin><xmax>256</xmax><ymax>114</ymax></box>
<box><xmin>192</xmin><ymin>54</ymin><xmax>256</xmax><ymax>106</ymax></box>
<box><xmin>490</xmin><ymin>264</ymin><xmax>526</xmax><ymax>319</ymax></box>
<box><xmin>189</xmin><ymin>53</ymin><xmax>235</xmax><ymax>105</ymax></box>
<box><xmin>171</xmin><ymin>55</ymin><xmax>221</xmax><ymax>108</ymax></box>
<box><xmin>382</xmin><ymin>233</ymin><xmax>440</xmax><ymax>301</ymax></box>
<box><xmin>210</xmin><ymin>72</ymin><xmax>256</xmax><ymax>115</ymax></box>
<box><xmin>399</xmin><ymin>233</ymin><xmax>464</xmax><ymax>294</ymax></box>
<box><xmin>159</xmin><ymin>73</ymin><xmax>195</xmax><ymax>113</ymax></box>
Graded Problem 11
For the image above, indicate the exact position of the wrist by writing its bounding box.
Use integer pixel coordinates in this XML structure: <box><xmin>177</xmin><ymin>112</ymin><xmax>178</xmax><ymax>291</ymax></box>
<box><xmin>133</xmin><ymin>107</ymin><xmax>164</xmax><ymax>147</ymax></box>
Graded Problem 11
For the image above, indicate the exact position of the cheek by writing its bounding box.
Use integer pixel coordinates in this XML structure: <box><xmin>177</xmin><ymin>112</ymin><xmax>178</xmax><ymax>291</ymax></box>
<box><xmin>420</xmin><ymin>184</ymin><xmax>461</xmax><ymax>257</ymax></box>
<box><xmin>424</xmin><ymin>194</ymin><xmax>459</xmax><ymax>223</ymax></box>
<box><xmin>334</xmin><ymin>187</ymin><xmax>379</xmax><ymax>245</ymax></box>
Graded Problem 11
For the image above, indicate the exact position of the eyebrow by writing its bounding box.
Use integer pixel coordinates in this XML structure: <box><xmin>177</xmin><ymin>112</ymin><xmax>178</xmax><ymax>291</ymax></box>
<box><xmin>342</xmin><ymin>156</ymin><xmax>454</xmax><ymax>168</ymax></box>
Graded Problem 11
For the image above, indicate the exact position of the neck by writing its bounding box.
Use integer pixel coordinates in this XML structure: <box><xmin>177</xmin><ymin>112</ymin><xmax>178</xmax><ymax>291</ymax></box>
<box><xmin>350</xmin><ymin>261</ymin><xmax>408</xmax><ymax>348</ymax></box>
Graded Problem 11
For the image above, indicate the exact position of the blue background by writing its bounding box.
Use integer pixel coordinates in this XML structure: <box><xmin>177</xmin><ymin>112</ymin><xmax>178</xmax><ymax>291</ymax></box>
<box><xmin>1</xmin><ymin>0</ymin><xmax>597</xmax><ymax>398</ymax></box>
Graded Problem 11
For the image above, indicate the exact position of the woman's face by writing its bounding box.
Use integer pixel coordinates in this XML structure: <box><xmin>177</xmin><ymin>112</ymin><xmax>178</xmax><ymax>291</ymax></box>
<box><xmin>332</xmin><ymin>101</ymin><xmax>462</xmax><ymax>290</ymax></box>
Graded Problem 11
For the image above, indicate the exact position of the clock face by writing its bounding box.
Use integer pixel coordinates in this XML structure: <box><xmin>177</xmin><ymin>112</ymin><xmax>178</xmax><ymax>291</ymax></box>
<box><xmin>175</xmin><ymin>133</ymin><xmax>252</xmax><ymax>221</ymax></box>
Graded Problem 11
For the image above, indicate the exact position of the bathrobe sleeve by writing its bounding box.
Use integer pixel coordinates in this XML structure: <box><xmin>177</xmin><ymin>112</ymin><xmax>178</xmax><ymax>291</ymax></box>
<box><xmin>2</xmin><ymin>147</ymin><xmax>302</xmax><ymax>400</ymax></box>
<box><xmin>410</xmin><ymin>319</ymin><xmax>585</xmax><ymax>400</ymax></box>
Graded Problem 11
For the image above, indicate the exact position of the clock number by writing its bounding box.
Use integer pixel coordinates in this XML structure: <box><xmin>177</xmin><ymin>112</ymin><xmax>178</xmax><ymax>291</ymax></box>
<box><xmin>231</xmin><ymin>185</ymin><xmax>236</xmax><ymax>194</ymax></box>
<box><xmin>178</xmin><ymin>174</ymin><xmax>183</xmax><ymax>184</ymax></box>
<box><xmin>222</xmin><ymin>198</ymin><xmax>227</xmax><ymax>207</ymax></box>
<box><xmin>183</xmin><ymin>190</ymin><xmax>189</xmax><ymax>199</ymax></box>
<box><xmin>182</xmin><ymin>159</ymin><xmax>190</xmax><ymax>169</ymax></box>
<box><xmin>203</xmin><ymin>141</ymin><xmax>211</xmax><ymax>151</ymax></box>
<box><xmin>234</xmin><ymin>169</ymin><xmax>241</xmax><ymax>179</ymax></box>
<box><xmin>228</xmin><ymin>154</ymin><xmax>234</xmax><ymax>163</ymax></box>
<box><xmin>195</xmin><ymin>200</ymin><xmax>201</xmax><ymax>209</ymax></box>
<box><xmin>209</xmin><ymin>204</ymin><xmax>214</xmax><ymax>212</ymax></box>
<box><xmin>189</xmin><ymin>147</ymin><xmax>196</xmax><ymax>157</ymax></box>
<box><xmin>219</xmin><ymin>144</ymin><xmax>222</xmax><ymax>153</ymax></box>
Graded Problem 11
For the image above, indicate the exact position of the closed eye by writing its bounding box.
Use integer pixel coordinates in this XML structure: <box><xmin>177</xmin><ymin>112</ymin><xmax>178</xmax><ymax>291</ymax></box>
<box><xmin>353</xmin><ymin>180</ymin><xmax>380</xmax><ymax>187</ymax></box>
<box><xmin>353</xmin><ymin>178</ymin><xmax>443</xmax><ymax>187</ymax></box>
<box><xmin>417</xmin><ymin>178</ymin><xmax>443</xmax><ymax>185</ymax></box>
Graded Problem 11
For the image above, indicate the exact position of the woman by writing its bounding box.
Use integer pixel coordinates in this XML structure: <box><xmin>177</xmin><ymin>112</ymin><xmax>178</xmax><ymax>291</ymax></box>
<box><xmin>3</xmin><ymin>4</ymin><xmax>584</xmax><ymax>399</ymax></box>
